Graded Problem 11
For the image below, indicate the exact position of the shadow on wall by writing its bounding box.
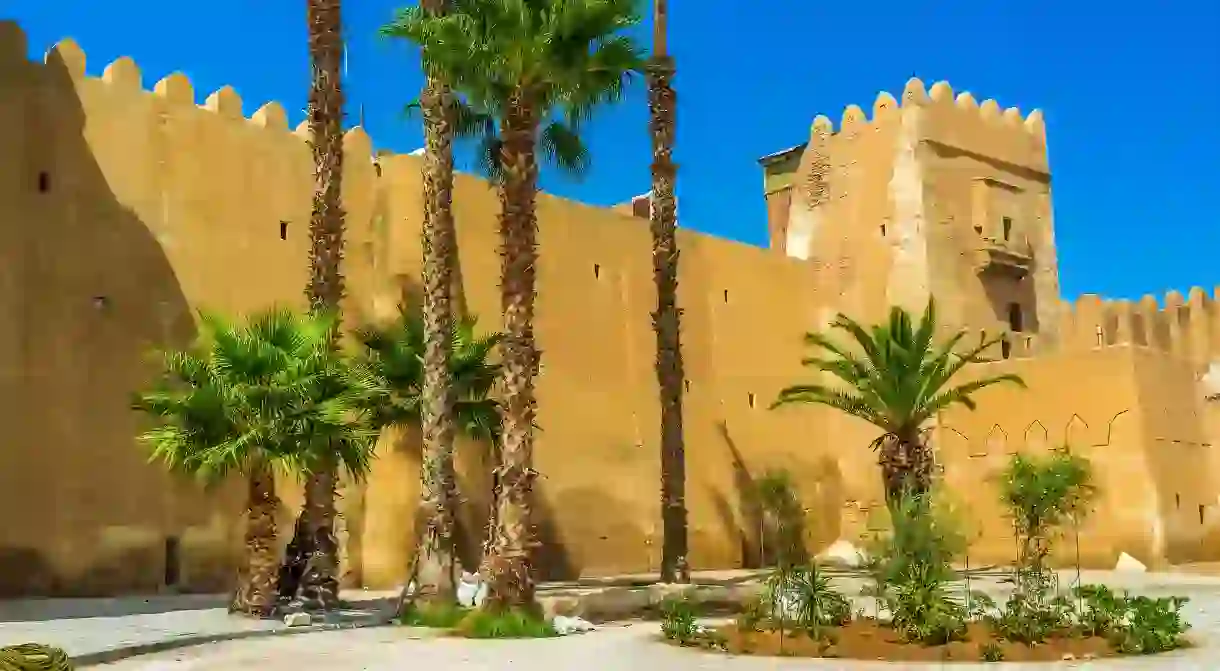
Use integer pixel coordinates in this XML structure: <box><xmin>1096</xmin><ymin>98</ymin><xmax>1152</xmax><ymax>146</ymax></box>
<box><xmin>0</xmin><ymin>25</ymin><xmax>230</xmax><ymax>597</ymax></box>
<box><xmin>708</xmin><ymin>421</ymin><xmax>845</xmax><ymax>569</ymax></box>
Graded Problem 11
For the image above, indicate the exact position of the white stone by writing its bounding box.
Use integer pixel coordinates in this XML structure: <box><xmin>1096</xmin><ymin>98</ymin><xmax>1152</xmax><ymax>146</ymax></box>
<box><xmin>817</xmin><ymin>539</ymin><xmax>868</xmax><ymax>568</ymax></box>
<box><xmin>1115</xmin><ymin>552</ymin><xmax>1147</xmax><ymax>573</ymax></box>
<box><xmin>283</xmin><ymin>612</ymin><xmax>311</xmax><ymax>627</ymax></box>
<box><xmin>457</xmin><ymin>571</ymin><xmax>488</xmax><ymax>608</ymax></box>
<box><xmin>408</xmin><ymin>148</ymin><xmax>425</xmax><ymax>156</ymax></box>
<box><xmin>551</xmin><ymin>615</ymin><xmax>595</xmax><ymax>635</ymax></box>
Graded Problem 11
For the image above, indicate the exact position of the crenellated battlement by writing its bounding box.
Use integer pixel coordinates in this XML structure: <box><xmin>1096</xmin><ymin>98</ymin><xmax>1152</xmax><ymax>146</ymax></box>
<box><xmin>28</xmin><ymin>28</ymin><xmax>375</xmax><ymax>159</ymax></box>
<box><xmin>1056</xmin><ymin>288</ymin><xmax>1220</xmax><ymax>368</ymax></box>
<box><xmin>794</xmin><ymin>78</ymin><xmax>1044</xmax><ymax>143</ymax></box>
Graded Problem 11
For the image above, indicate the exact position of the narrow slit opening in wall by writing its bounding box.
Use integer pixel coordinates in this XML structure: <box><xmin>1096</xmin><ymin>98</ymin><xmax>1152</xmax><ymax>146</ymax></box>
<box><xmin>164</xmin><ymin>536</ymin><xmax>181</xmax><ymax>587</ymax></box>
<box><xmin>1008</xmin><ymin>303</ymin><xmax>1024</xmax><ymax>333</ymax></box>
<box><xmin>1001</xmin><ymin>339</ymin><xmax>1012</xmax><ymax>359</ymax></box>
<box><xmin>593</xmin><ymin>263</ymin><xmax>601</xmax><ymax>279</ymax></box>
<box><xmin>1201</xmin><ymin>504</ymin><xmax>1206</xmax><ymax>525</ymax></box>
<box><xmin>683</xmin><ymin>379</ymin><xmax>690</xmax><ymax>392</ymax></box>
<box><xmin>279</xmin><ymin>220</ymin><xmax>289</xmax><ymax>240</ymax></box>
<box><xmin>1002</xmin><ymin>216</ymin><xmax>1013</xmax><ymax>241</ymax></box>
<box><xmin>37</xmin><ymin>171</ymin><xmax>50</xmax><ymax>193</ymax></box>
<box><xmin>722</xmin><ymin>289</ymin><xmax>729</xmax><ymax>303</ymax></box>
<box><xmin>879</xmin><ymin>224</ymin><xmax>886</xmax><ymax>237</ymax></box>
<box><xmin>1176</xmin><ymin>493</ymin><xmax>1181</xmax><ymax>509</ymax></box>
<box><xmin>747</xmin><ymin>393</ymin><xmax>756</xmax><ymax>408</ymax></box>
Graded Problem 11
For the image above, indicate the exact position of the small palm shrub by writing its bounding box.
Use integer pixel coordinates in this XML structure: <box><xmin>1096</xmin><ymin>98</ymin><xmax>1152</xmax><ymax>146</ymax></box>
<box><xmin>0</xmin><ymin>643</ymin><xmax>74</xmax><ymax>670</ymax></box>
<box><xmin>763</xmin><ymin>564</ymin><xmax>850</xmax><ymax>638</ymax></box>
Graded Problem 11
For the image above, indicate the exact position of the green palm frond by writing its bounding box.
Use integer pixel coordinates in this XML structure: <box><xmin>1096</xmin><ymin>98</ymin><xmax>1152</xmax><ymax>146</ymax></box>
<box><xmin>133</xmin><ymin>307</ymin><xmax>376</xmax><ymax>485</ymax></box>
<box><xmin>382</xmin><ymin>0</ymin><xmax>643</xmax><ymax>180</ymax></box>
<box><xmin>349</xmin><ymin>304</ymin><xmax>503</xmax><ymax>445</ymax></box>
<box><xmin>773</xmin><ymin>299</ymin><xmax>1025</xmax><ymax>435</ymax></box>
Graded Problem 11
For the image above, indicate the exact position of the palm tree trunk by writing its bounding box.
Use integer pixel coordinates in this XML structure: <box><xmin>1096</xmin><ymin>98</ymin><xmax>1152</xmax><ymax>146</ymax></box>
<box><xmin>481</xmin><ymin>97</ymin><xmax>540</xmax><ymax>613</ymax></box>
<box><xmin>878</xmin><ymin>431</ymin><xmax>933</xmax><ymax>511</ymax></box>
<box><xmin>412</xmin><ymin>0</ymin><xmax>460</xmax><ymax>610</ymax></box>
<box><xmin>297</xmin><ymin>0</ymin><xmax>347</xmax><ymax>611</ymax></box>
<box><xmin>230</xmin><ymin>459</ymin><xmax>279</xmax><ymax>618</ymax></box>
<box><xmin>650</xmin><ymin>0</ymin><xmax>689</xmax><ymax>585</ymax></box>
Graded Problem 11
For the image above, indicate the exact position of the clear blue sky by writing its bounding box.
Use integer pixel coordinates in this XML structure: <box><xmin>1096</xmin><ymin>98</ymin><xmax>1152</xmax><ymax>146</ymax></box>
<box><xmin>9</xmin><ymin>1</ymin><xmax>1219</xmax><ymax>300</ymax></box>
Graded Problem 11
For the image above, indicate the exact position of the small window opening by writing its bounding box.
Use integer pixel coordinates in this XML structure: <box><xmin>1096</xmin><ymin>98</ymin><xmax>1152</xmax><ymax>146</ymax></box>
<box><xmin>879</xmin><ymin>224</ymin><xmax>886</xmax><ymax>237</ymax></box>
<box><xmin>164</xmin><ymin>536</ymin><xmax>181</xmax><ymax>587</ymax></box>
<box><xmin>1176</xmin><ymin>493</ymin><xmax>1181</xmax><ymax>509</ymax></box>
<box><xmin>683</xmin><ymin>379</ymin><xmax>690</xmax><ymax>392</ymax></box>
<box><xmin>1008</xmin><ymin>303</ymin><xmax>1024</xmax><ymax>333</ymax></box>
<box><xmin>1200</xmin><ymin>504</ymin><xmax>1206</xmax><ymax>525</ymax></box>
<box><xmin>1000</xmin><ymin>339</ymin><xmax>1012</xmax><ymax>359</ymax></box>
<box><xmin>37</xmin><ymin>171</ymin><xmax>50</xmax><ymax>193</ymax></box>
<box><xmin>1001</xmin><ymin>216</ymin><xmax>1013</xmax><ymax>241</ymax></box>
<box><xmin>593</xmin><ymin>263</ymin><xmax>601</xmax><ymax>279</ymax></box>
<box><xmin>747</xmin><ymin>393</ymin><xmax>756</xmax><ymax>408</ymax></box>
<box><xmin>722</xmin><ymin>289</ymin><xmax>729</xmax><ymax>303</ymax></box>
<box><xmin>92</xmin><ymin>296</ymin><xmax>109</xmax><ymax>311</ymax></box>
<box><xmin>279</xmin><ymin>220</ymin><xmax>289</xmax><ymax>240</ymax></box>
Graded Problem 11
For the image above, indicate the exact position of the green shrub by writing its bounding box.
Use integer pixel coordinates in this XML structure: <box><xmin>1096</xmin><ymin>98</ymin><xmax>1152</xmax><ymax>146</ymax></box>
<box><xmin>863</xmin><ymin>491</ymin><xmax>968</xmax><ymax>645</ymax></box>
<box><xmin>0</xmin><ymin>643</ymin><xmax>74</xmax><ymax>671</ymax></box>
<box><xmin>762</xmin><ymin>563</ymin><xmax>850</xmax><ymax>639</ymax></box>
<box><xmin>979</xmin><ymin>641</ymin><xmax>1005</xmax><ymax>662</ymax></box>
<box><xmin>397</xmin><ymin>601</ymin><xmax>470</xmax><ymax>628</ymax></box>
<box><xmin>659</xmin><ymin>596</ymin><xmax>700</xmax><ymax>644</ymax></box>
<box><xmin>453</xmin><ymin>608</ymin><xmax>557</xmax><ymax>639</ymax></box>
<box><xmin>1077</xmin><ymin>588</ymin><xmax>1191</xmax><ymax>655</ymax></box>
<box><xmin>993</xmin><ymin>451</ymin><xmax>1096</xmax><ymax>643</ymax></box>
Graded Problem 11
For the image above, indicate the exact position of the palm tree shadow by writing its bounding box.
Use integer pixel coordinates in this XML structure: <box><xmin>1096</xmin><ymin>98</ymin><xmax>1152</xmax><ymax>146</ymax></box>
<box><xmin>711</xmin><ymin>422</ymin><xmax>765</xmax><ymax>569</ymax></box>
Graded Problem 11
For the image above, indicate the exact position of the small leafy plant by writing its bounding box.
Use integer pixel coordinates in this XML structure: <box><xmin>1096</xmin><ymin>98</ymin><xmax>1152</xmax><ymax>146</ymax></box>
<box><xmin>1074</xmin><ymin>586</ymin><xmax>1191</xmax><ymax>655</ymax></box>
<box><xmin>979</xmin><ymin>640</ymin><xmax>1005</xmax><ymax>662</ymax></box>
<box><xmin>660</xmin><ymin>595</ymin><xmax>701</xmax><ymax>644</ymax></box>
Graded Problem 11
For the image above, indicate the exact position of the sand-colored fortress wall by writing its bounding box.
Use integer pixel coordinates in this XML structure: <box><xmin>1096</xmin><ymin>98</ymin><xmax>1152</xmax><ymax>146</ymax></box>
<box><xmin>3</xmin><ymin>20</ymin><xmax>1220</xmax><ymax>596</ymax></box>
<box><xmin>0</xmin><ymin>23</ymin><xmax>380</xmax><ymax>595</ymax></box>
<box><xmin>1057</xmin><ymin>289</ymin><xmax>1220</xmax><ymax>370</ymax></box>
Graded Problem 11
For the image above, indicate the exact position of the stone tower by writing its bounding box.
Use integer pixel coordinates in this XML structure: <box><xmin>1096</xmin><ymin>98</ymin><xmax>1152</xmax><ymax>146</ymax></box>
<box><xmin>760</xmin><ymin>78</ymin><xmax>1061</xmax><ymax>352</ymax></box>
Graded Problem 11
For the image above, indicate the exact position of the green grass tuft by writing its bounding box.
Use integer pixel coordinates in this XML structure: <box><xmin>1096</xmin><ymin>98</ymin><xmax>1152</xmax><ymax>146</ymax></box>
<box><xmin>453</xmin><ymin>608</ymin><xmax>558</xmax><ymax>639</ymax></box>
<box><xmin>397</xmin><ymin>601</ymin><xmax>471</xmax><ymax>628</ymax></box>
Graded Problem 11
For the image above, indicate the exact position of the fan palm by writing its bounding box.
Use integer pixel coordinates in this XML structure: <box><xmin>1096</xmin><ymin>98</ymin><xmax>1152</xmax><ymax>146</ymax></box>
<box><xmin>772</xmin><ymin>299</ymin><xmax>1025</xmax><ymax>509</ymax></box>
<box><xmin>133</xmin><ymin>308</ymin><xmax>376</xmax><ymax>617</ymax></box>
<box><xmin>387</xmin><ymin>0</ymin><xmax>644</xmax><ymax>610</ymax></box>
<box><xmin>344</xmin><ymin>307</ymin><xmax>501</xmax><ymax>614</ymax></box>
<box><xmin>347</xmin><ymin>308</ymin><xmax>502</xmax><ymax>441</ymax></box>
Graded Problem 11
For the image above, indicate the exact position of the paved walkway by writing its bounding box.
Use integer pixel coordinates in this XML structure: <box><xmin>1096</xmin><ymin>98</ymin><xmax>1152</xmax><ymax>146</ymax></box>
<box><xmin>87</xmin><ymin>619</ymin><xmax>1218</xmax><ymax>670</ymax></box>
<box><xmin>3</xmin><ymin>571</ymin><xmax>1220</xmax><ymax>668</ymax></box>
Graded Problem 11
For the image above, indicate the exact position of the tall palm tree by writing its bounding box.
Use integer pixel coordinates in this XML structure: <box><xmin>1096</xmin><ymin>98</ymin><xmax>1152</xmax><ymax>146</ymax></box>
<box><xmin>772</xmin><ymin>299</ymin><xmax>1025</xmax><ymax>508</ymax></box>
<box><xmin>298</xmin><ymin>0</ymin><xmax>349</xmax><ymax>610</ymax></box>
<box><xmin>648</xmin><ymin>0</ymin><xmax>688</xmax><ymax>585</ymax></box>
<box><xmin>133</xmin><ymin>308</ymin><xmax>376</xmax><ymax>617</ymax></box>
<box><xmin>379</xmin><ymin>0</ymin><xmax>462</xmax><ymax>610</ymax></box>
<box><xmin>390</xmin><ymin>0</ymin><xmax>644</xmax><ymax>611</ymax></box>
<box><xmin>344</xmin><ymin>308</ymin><xmax>501</xmax><ymax>615</ymax></box>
